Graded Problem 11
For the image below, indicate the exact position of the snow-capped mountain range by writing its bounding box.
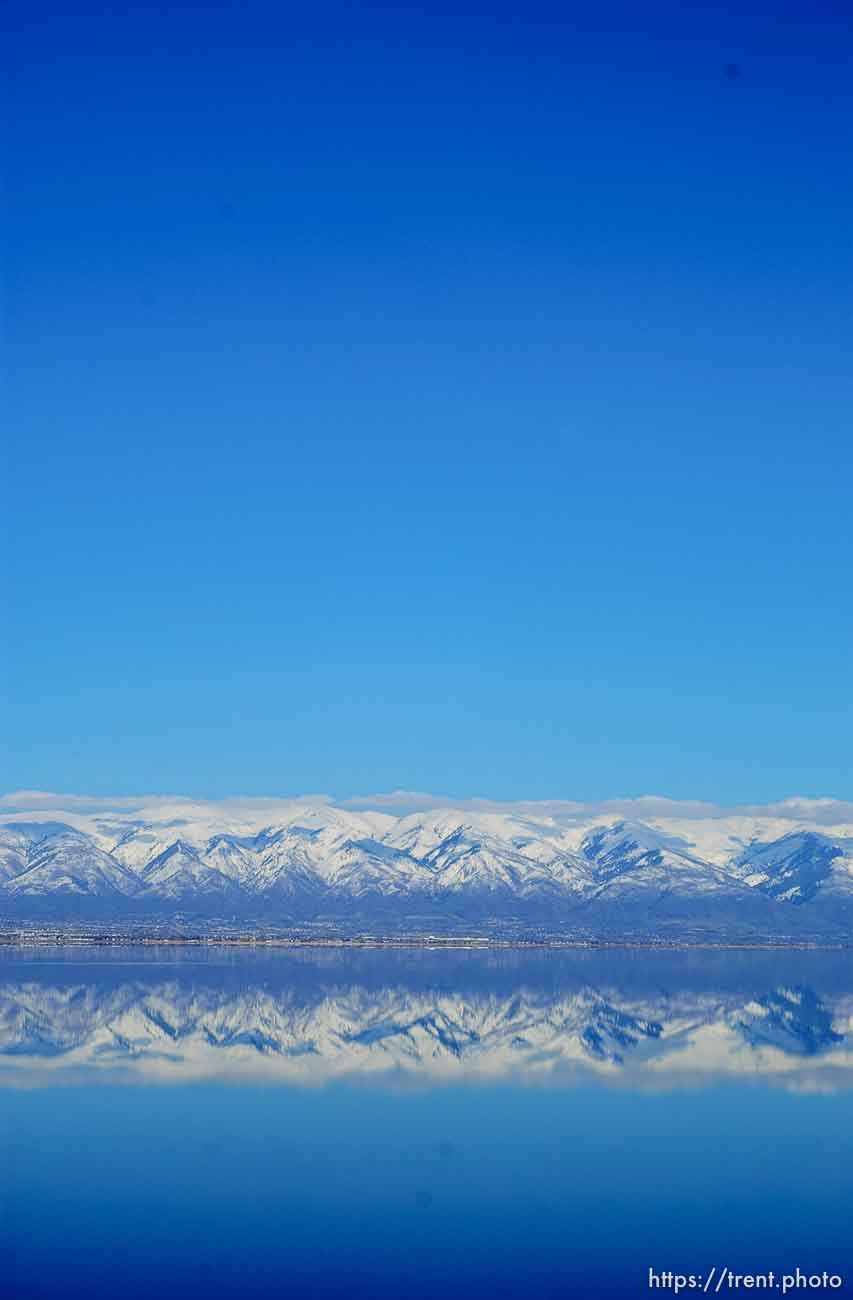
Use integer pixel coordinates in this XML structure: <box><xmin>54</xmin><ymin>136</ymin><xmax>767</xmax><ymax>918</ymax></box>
<box><xmin>2</xmin><ymin>793</ymin><xmax>853</xmax><ymax>937</ymax></box>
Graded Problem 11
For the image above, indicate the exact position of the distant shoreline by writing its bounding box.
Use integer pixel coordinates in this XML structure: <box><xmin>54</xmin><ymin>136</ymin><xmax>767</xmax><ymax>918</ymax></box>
<box><xmin>0</xmin><ymin>934</ymin><xmax>849</xmax><ymax>951</ymax></box>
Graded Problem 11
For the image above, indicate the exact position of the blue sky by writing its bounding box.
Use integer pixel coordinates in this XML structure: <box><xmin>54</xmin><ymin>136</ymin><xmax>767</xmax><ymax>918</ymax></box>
<box><xmin>4</xmin><ymin>0</ymin><xmax>852</xmax><ymax>803</ymax></box>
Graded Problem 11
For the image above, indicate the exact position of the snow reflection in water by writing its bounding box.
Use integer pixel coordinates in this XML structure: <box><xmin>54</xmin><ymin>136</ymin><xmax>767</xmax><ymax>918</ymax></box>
<box><xmin>1</xmin><ymin>945</ymin><xmax>852</xmax><ymax>1090</ymax></box>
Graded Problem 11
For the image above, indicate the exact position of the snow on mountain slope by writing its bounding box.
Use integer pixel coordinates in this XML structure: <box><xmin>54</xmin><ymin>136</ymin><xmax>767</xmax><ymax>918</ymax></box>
<box><xmin>0</xmin><ymin>827</ymin><xmax>30</xmax><ymax>882</ymax></box>
<box><xmin>637</xmin><ymin>816</ymin><xmax>815</xmax><ymax>866</ymax></box>
<box><xmin>384</xmin><ymin>810</ymin><xmax>590</xmax><ymax>897</ymax></box>
<box><xmin>243</xmin><ymin>824</ymin><xmax>429</xmax><ymax>898</ymax></box>
<box><xmin>729</xmin><ymin>832</ymin><xmax>852</xmax><ymax>903</ymax></box>
<box><xmin>138</xmin><ymin>841</ymin><xmax>241</xmax><ymax>899</ymax></box>
<box><xmin>577</xmin><ymin>820</ymin><xmax>743</xmax><ymax>900</ymax></box>
<box><xmin>0</xmin><ymin>798</ymin><xmax>851</xmax><ymax>933</ymax></box>
<box><xmin>4</xmin><ymin>829</ymin><xmax>142</xmax><ymax>898</ymax></box>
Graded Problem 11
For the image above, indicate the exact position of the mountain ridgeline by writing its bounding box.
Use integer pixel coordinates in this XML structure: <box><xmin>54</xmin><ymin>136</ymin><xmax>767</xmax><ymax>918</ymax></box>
<box><xmin>1</xmin><ymin>805</ymin><xmax>852</xmax><ymax>940</ymax></box>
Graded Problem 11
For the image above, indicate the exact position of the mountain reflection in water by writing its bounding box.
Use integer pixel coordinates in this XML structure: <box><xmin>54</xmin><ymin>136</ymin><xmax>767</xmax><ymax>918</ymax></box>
<box><xmin>1</xmin><ymin>945</ymin><xmax>851</xmax><ymax>1090</ymax></box>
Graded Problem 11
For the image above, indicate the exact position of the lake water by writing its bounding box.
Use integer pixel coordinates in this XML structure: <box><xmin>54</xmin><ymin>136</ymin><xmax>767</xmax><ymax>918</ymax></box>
<box><xmin>1</xmin><ymin>945</ymin><xmax>852</xmax><ymax>1298</ymax></box>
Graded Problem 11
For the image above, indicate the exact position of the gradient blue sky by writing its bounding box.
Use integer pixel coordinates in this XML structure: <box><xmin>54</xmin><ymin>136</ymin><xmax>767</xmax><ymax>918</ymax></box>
<box><xmin>4</xmin><ymin>0</ymin><xmax>852</xmax><ymax>803</ymax></box>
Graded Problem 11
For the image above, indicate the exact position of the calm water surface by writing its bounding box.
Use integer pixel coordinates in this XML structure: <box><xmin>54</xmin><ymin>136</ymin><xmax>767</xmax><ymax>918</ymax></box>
<box><xmin>1</xmin><ymin>946</ymin><xmax>852</xmax><ymax>1298</ymax></box>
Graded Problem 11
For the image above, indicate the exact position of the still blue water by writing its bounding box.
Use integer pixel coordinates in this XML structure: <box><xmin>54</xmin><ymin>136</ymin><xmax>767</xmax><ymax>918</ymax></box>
<box><xmin>1</xmin><ymin>946</ymin><xmax>852</xmax><ymax>1298</ymax></box>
